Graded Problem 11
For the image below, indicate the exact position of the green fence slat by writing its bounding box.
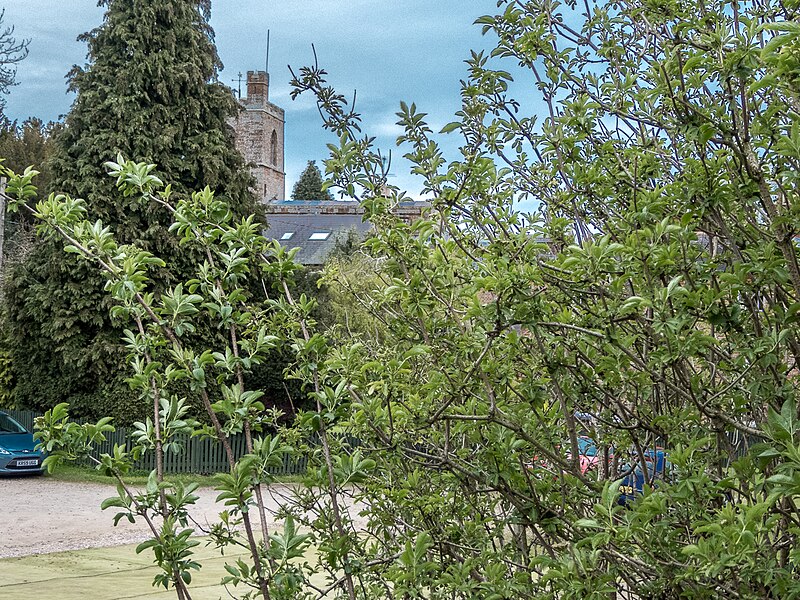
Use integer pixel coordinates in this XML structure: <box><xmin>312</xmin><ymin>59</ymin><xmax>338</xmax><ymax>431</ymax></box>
<box><xmin>7</xmin><ymin>410</ymin><xmax>313</xmax><ymax>476</ymax></box>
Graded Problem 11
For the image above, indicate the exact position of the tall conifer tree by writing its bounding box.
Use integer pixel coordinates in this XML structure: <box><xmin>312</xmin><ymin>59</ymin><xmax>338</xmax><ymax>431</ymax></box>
<box><xmin>2</xmin><ymin>0</ymin><xmax>258</xmax><ymax>420</ymax></box>
<box><xmin>291</xmin><ymin>160</ymin><xmax>332</xmax><ymax>201</ymax></box>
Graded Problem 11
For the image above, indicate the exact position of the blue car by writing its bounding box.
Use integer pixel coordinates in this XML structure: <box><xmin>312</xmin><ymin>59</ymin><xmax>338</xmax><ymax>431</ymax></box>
<box><xmin>0</xmin><ymin>411</ymin><xmax>44</xmax><ymax>474</ymax></box>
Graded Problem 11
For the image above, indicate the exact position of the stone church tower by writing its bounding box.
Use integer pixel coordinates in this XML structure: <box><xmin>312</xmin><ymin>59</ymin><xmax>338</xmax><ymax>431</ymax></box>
<box><xmin>233</xmin><ymin>71</ymin><xmax>285</xmax><ymax>202</ymax></box>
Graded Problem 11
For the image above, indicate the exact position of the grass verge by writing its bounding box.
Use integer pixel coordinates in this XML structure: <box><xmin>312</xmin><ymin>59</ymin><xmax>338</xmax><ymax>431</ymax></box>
<box><xmin>47</xmin><ymin>463</ymin><xmax>304</xmax><ymax>487</ymax></box>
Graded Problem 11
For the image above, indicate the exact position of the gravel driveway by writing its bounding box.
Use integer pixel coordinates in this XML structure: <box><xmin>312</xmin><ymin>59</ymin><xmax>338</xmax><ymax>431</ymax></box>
<box><xmin>0</xmin><ymin>476</ymin><xmax>304</xmax><ymax>559</ymax></box>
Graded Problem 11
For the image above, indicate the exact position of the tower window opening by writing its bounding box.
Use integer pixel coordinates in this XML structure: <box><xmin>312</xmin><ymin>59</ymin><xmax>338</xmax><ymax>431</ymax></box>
<box><xmin>270</xmin><ymin>129</ymin><xmax>278</xmax><ymax>165</ymax></box>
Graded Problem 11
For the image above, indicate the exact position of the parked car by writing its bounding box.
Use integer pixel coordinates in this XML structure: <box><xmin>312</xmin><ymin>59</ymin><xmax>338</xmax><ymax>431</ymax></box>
<box><xmin>0</xmin><ymin>411</ymin><xmax>44</xmax><ymax>475</ymax></box>
<box><xmin>528</xmin><ymin>435</ymin><xmax>669</xmax><ymax>504</ymax></box>
<box><xmin>573</xmin><ymin>413</ymin><xmax>670</xmax><ymax>503</ymax></box>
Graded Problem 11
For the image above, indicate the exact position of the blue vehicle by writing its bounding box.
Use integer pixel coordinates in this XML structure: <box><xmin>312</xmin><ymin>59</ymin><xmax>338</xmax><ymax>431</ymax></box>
<box><xmin>618</xmin><ymin>448</ymin><xmax>669</xmax><ymax>504</ymax></box>
<box><xmin>573</xmin><ymin>414</ymin><xmax>670</xmax><ymax>503</ymax></box>
<box><xmin>0</xmin><ymin>411</ymin><xmax>44</xmax><ymax>475</ymax></box>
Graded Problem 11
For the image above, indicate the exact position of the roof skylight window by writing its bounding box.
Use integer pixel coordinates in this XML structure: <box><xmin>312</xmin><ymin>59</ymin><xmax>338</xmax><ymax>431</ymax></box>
<box><xmin>309</xmin><ymin>232</ymin><xmax>330</xmax><ymax>241</ymax></box>
<box><xmin>280</xmin><ymin>232</ymin><xmax>294</xmax><ymax>240</ymax></box>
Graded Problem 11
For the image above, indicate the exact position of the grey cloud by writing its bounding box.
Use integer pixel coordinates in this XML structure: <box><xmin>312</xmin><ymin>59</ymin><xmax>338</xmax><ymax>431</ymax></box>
<box><xmin>4</xmin><ymin>0</ymin><xmax>497</xmax><ymax>197</ymax></box>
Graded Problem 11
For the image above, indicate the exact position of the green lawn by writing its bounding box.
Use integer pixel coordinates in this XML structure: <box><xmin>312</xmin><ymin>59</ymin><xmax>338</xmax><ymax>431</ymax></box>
<box><xmin>47</xmin><ymin>464</ymin><xmax>222</xmax><ymax>488</ymax></box>
<box><xmin>0</xmin><ymin>540</ymin><xmax>251</xmax><ymax>600</ymax></box>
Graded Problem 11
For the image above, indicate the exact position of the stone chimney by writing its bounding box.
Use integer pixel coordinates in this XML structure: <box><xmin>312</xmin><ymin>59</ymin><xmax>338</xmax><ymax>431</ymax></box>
<box><xmin>245</xmin><ymin>70</ymin><xmax>269</xmax><ymax>106</ymax></box>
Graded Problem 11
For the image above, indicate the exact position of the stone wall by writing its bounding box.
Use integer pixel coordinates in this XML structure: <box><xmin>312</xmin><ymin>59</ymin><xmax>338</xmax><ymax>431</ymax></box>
<box><xmin>265</xmin><ymin>199</ymin><xmax>430</xmax><ymax>224</ymax></box>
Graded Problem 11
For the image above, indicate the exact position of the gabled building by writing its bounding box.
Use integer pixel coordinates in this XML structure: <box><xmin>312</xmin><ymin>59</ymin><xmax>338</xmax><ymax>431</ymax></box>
<box><xmin>231</xmin><ymin>70</ymin><xmax>428</xmax><ymax>266</ymax></box>
<box><xmin>265</xmin><ymin>200</ymin><xmax>428</xmax><ymax>267</ymax></box>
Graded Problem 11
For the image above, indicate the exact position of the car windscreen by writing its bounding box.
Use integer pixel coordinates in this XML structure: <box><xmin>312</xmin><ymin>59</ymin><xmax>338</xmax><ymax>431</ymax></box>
<box><xmin>577</xmin><ymin>436</ymin><xmax>598</xmax><ymax>457</ymax></box>
<box><xmin>0</xmin><ymin>413</ymin><xmax>27</xmax><ymax>434</ymax></box>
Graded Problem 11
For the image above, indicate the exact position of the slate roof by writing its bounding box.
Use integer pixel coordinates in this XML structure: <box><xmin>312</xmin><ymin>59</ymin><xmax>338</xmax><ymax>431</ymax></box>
<box><xmin>264</xmin><ymin>200</ymin><xmax>429</xmax><ymax>267</ymax></box>
<box><xmin>264</xmin><ymin>211</ymin><xmax>372</xmax><ymax>266</ymax></box>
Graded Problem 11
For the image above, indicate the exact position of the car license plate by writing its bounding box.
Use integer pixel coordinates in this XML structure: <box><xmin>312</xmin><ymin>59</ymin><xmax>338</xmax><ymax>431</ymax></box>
<box><xmin>16</xmin><ymin>459</ymin><xmax>39</xmax><ymax>467</ymax></box>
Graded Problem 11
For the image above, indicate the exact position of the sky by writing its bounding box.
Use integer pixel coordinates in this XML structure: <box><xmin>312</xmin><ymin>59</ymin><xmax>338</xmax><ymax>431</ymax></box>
<box><xmin>2</xmin><ymin>0</ymin><xmax>501</xmax><ymax>198</ymax></box>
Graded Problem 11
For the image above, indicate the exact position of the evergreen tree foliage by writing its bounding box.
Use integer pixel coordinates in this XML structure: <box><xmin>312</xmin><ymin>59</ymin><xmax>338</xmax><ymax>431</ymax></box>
<box><xmin>0</xmin><ymin>118</ymin><xmax>60</xmax><ymax>200</ymax></box>
<box><xmin>1</xmin><ymin>0</ymin><xmax>258</xmax><ymax>421</ymax></box>
<box><xmin>0</xmin><ymin>118</ymin><xmax>59</xmax><ymax>271</ymax></box>
<box><xmin>291</xmin><ymin>160</ymin><xmax>332</xmax><ymax>201</ymax></box>
<box><xmin>52</xmin><ymin>0</ymin><xmax>255</xmax><ymax>242</ymax></box>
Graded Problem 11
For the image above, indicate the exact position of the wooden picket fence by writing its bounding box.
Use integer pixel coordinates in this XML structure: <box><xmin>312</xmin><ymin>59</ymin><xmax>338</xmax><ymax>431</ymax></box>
<box><xmin>5</xmin><ymin>409</ymin><xmax>307</xmax><ymax>476</ymax></box>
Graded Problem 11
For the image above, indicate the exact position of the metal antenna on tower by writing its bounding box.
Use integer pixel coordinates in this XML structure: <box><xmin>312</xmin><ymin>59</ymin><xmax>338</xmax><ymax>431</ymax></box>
<box><xmin>233</xmin><ymin>72</ymin><xmax>243</xmax><ymax>99</ymax></box>
<box><xmin>265</xmin><ymin>29</ymin><xmax>270</xmax><ymax>74</ymax></box>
